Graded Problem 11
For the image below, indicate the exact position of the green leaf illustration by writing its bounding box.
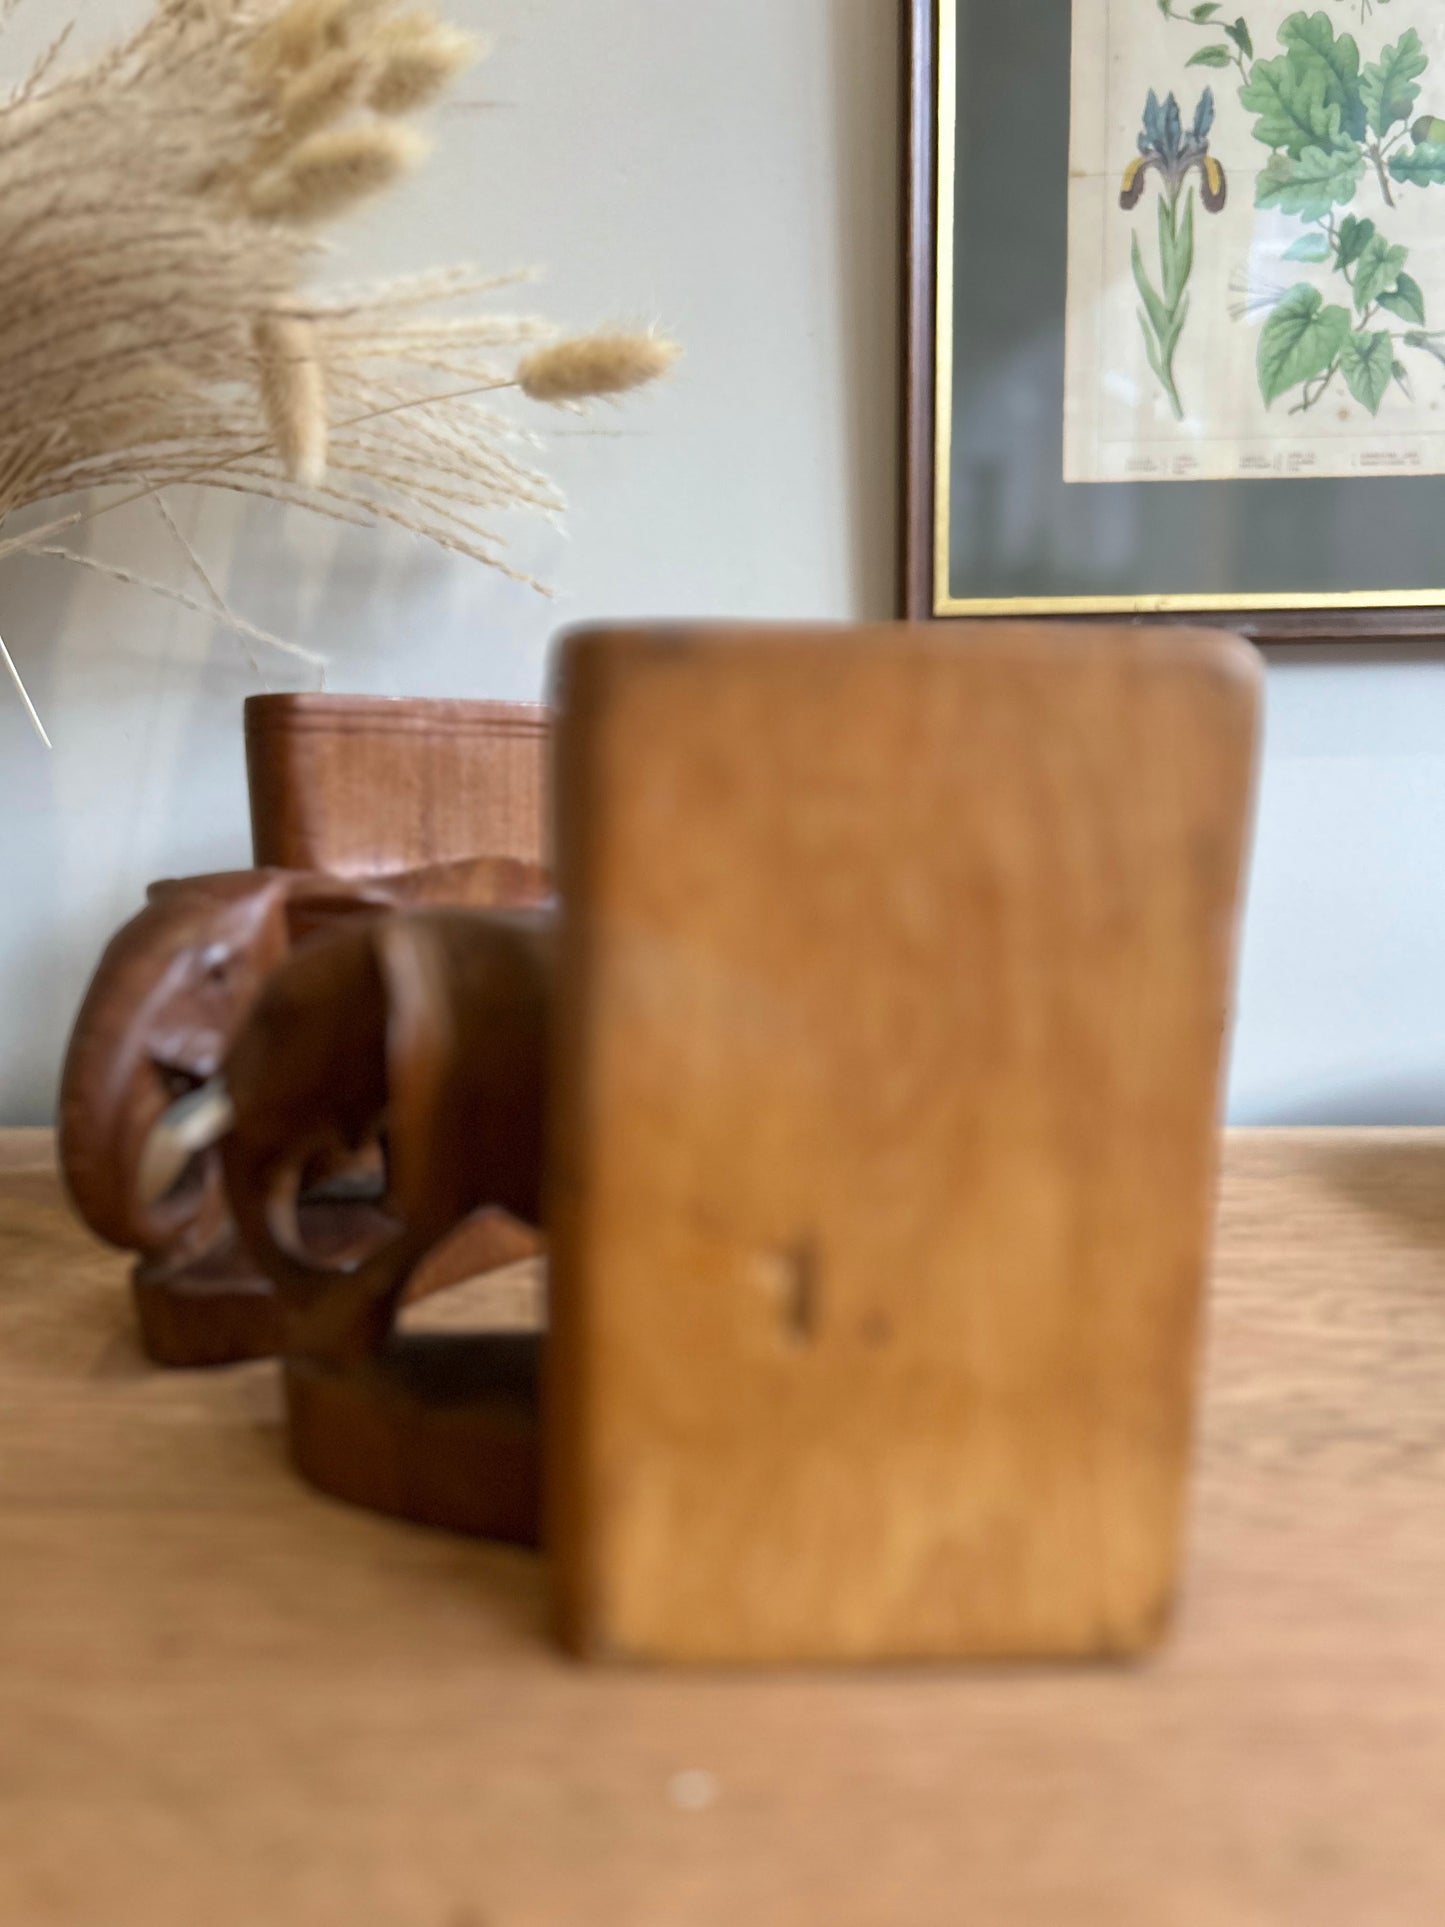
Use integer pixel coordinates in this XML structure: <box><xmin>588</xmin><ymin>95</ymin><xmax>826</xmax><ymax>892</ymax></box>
<box><xmin>1131</xmin><ymin>233</ymin><xmax>1172</xmax><ymax>347</ymax></box>
<box><xmin>1339</xmin><ymin>330</ymin><xmax>1394</xmax><ymax>414</ymax></box>
<box><xmin>1188</xmin><ymin>44</ymin><xmax>1233</xmax><ymax>66</ymax></box>
<box><xmin>1390</xmin><ymin>142</ymin><xmax>1445</xmax><ymax>187</ymax></box>
<box><xmin>1167</xmin><ymin>292</ymin><xmax>1191</xmax><ymax>360</ymax></box>
<box><xmin>1379</xmin><ymin>272</ymin><xmax>1427</xmax><ymax>326</ymax></box>
<box><xmin>1139</xmin><ymin>315</ymin><xmax>1168</xmax><ymax>389</ymax></box>
<box><xmin>1189</xmin><ymin>2</ymin><xmax>1222</xmax><ymax>17</ymax></box>
<box><xmin>1159</xmin><ymin>190</ymin><xmax>1195</xmax><ymax>308</ymax></box>
<box><xmin>1352</xmin><ymin>232</ymin><xmax>1409</xmax><ymax>312</ymax></box>
<box><xmin>1242</xmin><ymin>54</ymin><xmax>1344</xmax><ymax>157</ymax></box>
<box><xmin>1255</xmin><ymin>140</ymin><xmax>1365</xmax><ymax>217</ymax></box>
<box><xmin>1280</xmin><ymin>11</ymin><xmax>1366</xmax><ymax>142</ymax></box>
<box><xmin>1336</xmin><ymin>214</ymin><xmax>1375</xmax><ymax>268</ymax></box>
<box><xmin>1361</xmin><ymin>31</ymin><xmax>1428</xmax><ymax>140</ymax></box>
<box><xmin>1283</xmin><ymin>230</ymin><xmax>1333</xmax><ymax>262</ymax></box>
<box><xmin>1226</xmin><ymin>18</ymin><xmax>1253</xmax><ymax>60</ymax></box>
<box><xmin>1258</xmin><ymin>284</ymin><xmax>1352</xmax><ymax>405</ymax></box>
<box><xmin>1157</xmin><ymin>196</ymin><xmax>1178</xmax><ymax>301</ymax></box>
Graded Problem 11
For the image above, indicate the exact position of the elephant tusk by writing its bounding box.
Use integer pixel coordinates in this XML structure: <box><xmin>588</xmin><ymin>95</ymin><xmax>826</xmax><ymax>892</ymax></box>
<box><xmin>137</xmin><ymin>1078</ymin><xmax>237</xmax><ymax>1206</ymax></box>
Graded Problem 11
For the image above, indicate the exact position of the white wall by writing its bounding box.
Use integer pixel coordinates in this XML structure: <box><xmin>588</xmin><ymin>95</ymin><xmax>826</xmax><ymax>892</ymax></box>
<box><xmin>0</xmin><ymin>0</ymin><xmax>1441</xmax><ymax>1125</ymax></box>
<box><xmin>1229</xmin><ymin>650</ymin><xmax>1445</xmax><ymax>1123</ymax></box>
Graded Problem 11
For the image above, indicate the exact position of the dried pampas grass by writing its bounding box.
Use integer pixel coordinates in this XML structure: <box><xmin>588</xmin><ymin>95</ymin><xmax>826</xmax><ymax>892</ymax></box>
<box><xmin>245</xmin><ymin>119</ymin><xmax>426</xmax><ymax>222</ymax></box>
<box><xmin>0</xmin><ymin>0</ymin><xmax>680</xmax><ymax>740</ymax></box>
<box><xmin>367</xmin><ymin>14</ymin><xmax>475</xmax><ymax>114</ymax></box>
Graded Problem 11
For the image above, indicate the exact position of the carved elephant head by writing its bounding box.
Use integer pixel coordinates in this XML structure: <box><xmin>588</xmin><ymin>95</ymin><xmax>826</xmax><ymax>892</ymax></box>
<box><xmin>214</xmin><ymin>907</ymin><xmax>553</xmax><ymax>1364</ymax></box>
<box><xmin>57</xmin><ymin>869</ymin><xmax>400</xmax><ymax>1267</ymax></box>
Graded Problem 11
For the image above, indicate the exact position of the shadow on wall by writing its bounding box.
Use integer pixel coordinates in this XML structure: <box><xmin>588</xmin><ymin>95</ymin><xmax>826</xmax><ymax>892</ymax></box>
<box><xmin>0</xmin><ymin>505</ymin><xmax>264</xmax><ymax>1124</ymax></box>
<box><xmin>1223</xmin><ymin>646</ymin><xmax>1445</xmax><ymax>1127</ymax></box>
<box><xmin>827</xmin><ymin>0</ymin><xmax>902</xmax><ymax>623</ymax></box>
<box><xmin>1239</xmin><ymin>1081</ymin><xmax>1445</xmax><ymax>1128</ymax></box>
<box><xmin>0</xmin><ymin>548</ymin><xmax>83</xmax><ymax>1126</ymax></box>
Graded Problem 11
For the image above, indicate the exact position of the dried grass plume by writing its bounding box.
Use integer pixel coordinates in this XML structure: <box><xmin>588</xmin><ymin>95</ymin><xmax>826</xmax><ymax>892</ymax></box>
<box><xmin>254</xmin><ymin>312</ymin><xmax>328</xmax><ymax>486</ymax></box>
<box><xmin>0</xmin><ymin>0</ymin><xmax>679</xmax><ymax>738</ymax></box>
<box><xmin>520</xmin><ymin>333</ymin><xmax>682</xmax><ymax>405</ymax></box>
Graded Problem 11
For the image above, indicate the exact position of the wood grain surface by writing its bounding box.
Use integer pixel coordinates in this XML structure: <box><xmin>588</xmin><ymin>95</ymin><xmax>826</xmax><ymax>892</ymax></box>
<box><xmin>3</xmin><ymin>1128</ymin><xmax>1445</xmax><ymax>1924</ymax></box>
<box><xmin>245</xmin><ymin>695</ymin><xmax>551</xmax><ymax>877</ymax></box>
<box><xmin>548</xmin><ymin>623</ymin><xmax>1259</xmax><ymax>1663</ymax></box>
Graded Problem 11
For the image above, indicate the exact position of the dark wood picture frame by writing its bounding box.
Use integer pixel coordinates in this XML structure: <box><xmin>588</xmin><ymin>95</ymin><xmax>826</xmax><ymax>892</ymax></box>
<box><xmin>901</xmin><ymin>0</ymin><xmax>940</xmax><ymax>627</ymax></box>
<box><xmin>901</xmin><ymin>0</ymin><xmax>1445</xmax><ymax>644</ymax></box>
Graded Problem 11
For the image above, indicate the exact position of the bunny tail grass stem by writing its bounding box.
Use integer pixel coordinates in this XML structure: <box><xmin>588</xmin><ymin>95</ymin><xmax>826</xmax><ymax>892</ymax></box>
<box><xmin>32</xmin><ymin>545</ymin><xmax>326</xmax><ymax>672</ymax></box>
<box><xmin>146</xmin><ymin>487</ymin><xmax>268</xmax><ymax>684</ymax></box>
<box><xmin>0</xmin><ymin>627</ymin><xmax>49</xmax><ymax>746</ymax></box>
<box><xmin>518</xmin><ymin>331</ymin><xmax>681</xmax><ymax>404</ymax></box>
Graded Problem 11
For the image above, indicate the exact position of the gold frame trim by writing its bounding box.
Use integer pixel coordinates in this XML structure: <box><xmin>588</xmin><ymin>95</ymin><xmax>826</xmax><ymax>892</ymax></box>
<box><xmin>929</xmin><ymin>0</ymin><xmax>1445</xmax><ymax>620</ymax></box>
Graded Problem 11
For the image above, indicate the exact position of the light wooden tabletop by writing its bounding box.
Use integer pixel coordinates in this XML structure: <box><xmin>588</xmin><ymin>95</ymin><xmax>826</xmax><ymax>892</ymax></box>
<box><xmin>2</xmin><ymin>1127</ymin><xmax>1443</xmax><ymax>1925</ymax></box>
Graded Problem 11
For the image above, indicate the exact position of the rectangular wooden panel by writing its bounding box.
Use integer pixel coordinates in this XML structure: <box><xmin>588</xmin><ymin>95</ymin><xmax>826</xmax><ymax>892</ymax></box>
<box><xmin>547</xmin><ymin>623</ymin><xmax>1261</xmax><ymax>1663</ymax></box>
<box><xmin>245</xmin><ymin>694</ymin><xmax>550</xmax><ymax>877</ymax></box>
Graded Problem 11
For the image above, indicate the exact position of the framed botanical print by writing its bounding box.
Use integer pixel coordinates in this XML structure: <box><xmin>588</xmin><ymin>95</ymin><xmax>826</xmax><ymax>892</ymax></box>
<box><xmin>904</xmin><ymin>0</ymin><xmax>1445</xmax><ymax>638</ymax></box>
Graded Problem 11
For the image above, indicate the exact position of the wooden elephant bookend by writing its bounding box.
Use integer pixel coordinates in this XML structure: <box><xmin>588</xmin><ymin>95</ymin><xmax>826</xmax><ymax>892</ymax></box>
<box><xmin>123</xmin><ymin>624</ymin><xmax>1260</xmax><ymax>1664</ymax></box>
<box><xmin>217</xmin><ymin>909</ymin><xmax>552</xmax><ymax>1546</ymax></box>
<box><xmin>58</xmin><ymin>696</ymin><xmax>552</xmax><ymax>1369</ymax></box>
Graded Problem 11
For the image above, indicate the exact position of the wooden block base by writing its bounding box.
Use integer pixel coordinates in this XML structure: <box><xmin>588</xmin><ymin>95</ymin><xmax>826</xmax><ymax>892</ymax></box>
<box><xmin>132</xmin><ymin>1245</ymin><xmax>281</xmax><ymax>1369</ymax></box>
<box><xmin>284</xmin><ymin>1337</ymin><xmax>543</xmax><ymax>1546</ymax></box>
<box><xmin>132</xmin><ymin>1201</ymin><xmax>544</xmax><ymax>1372</ymax></box>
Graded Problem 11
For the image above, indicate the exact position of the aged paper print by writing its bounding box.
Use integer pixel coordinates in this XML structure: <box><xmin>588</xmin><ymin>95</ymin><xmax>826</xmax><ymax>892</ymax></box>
<box><xmin>1066</xmin><ymin>1</ymin><xmax>1445</xmax><ymax>481</ymax></box>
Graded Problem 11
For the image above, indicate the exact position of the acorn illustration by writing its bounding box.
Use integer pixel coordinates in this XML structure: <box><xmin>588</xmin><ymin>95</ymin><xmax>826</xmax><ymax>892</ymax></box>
<box><xmin>1412</xmin><ymin>114</ymin><xmax>1445</xmax><ymax>146</ymax></box>
<box><xmin>1121</xmin><ymin>88</ymin><xmax>1227</xmax><ymax>213</ymax></box>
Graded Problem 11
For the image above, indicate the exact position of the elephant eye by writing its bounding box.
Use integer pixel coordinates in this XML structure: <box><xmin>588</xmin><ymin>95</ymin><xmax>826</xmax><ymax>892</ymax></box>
<box><xmin>200</xmin><ymin>943</ymin><xmax>233</xmax><ymax>985</ymax></box>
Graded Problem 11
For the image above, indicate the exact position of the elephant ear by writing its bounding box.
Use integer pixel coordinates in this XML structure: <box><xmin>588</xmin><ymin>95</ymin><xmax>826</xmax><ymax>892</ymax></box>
<box><xmin>283</xmin><ymin>876</ymin><xmax>400</xmax><ymax>948</ymax></box>
<box><xmin>374</xmin><ymin>854</ymin><xmax>553</xmax><ymax>911</ymax></box>
<box><xmin>374</xmin><ymin>916</ymin><xmax>457</xmax><ymax>1234</ymax></box>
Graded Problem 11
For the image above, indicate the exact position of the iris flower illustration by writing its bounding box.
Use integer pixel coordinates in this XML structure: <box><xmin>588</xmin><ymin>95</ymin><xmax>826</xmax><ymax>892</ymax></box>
<box><xmin>1121</xmin><ymin>88</ymin><xmax>1226</xmax><ymax>418</ymax></box>
<box><xmin>1122</xmin><ymin>87</ymin><xmax>1228</xmax><ymax>214</ymax></box>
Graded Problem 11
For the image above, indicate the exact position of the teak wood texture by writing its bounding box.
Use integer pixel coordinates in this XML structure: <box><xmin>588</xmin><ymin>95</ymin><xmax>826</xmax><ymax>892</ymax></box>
<box><xmin>58</xmin><ymin>694</ymin><xmax>552</xmax><ymax>1374</ymax></box>
<box><xmin>57</xmin><ymin>868</ymin><xmax>548</xmax><ymax>1371</ymax></box>
<box><xmin>215</xmin><ymin>908</ymin><xmax>551</xmax><ymax>1541</ymax></box>
<box><xmin>246</xmin><ymin>693</ymin><xmax>551</xmax><ymax>877</ymax></box>
<box><xmin>6</xmin><ymin>1127</ymin><xmax>1445</xmax><ymax>1925</ymax></box>
<box><xmin>549</xmin><ymin>622</ymin><xmax>1261</xmax><ymax>1664</ymax></box>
